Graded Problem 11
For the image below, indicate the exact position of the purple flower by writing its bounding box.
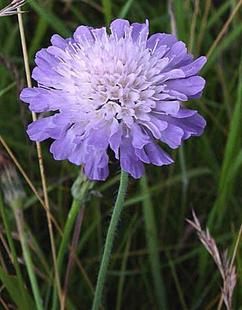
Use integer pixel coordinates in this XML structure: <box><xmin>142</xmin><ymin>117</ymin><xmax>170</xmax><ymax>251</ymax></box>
<box><xmin>20</xmin><ymin>19</ymin><xmax>206</xmax><ymax>181</ymax></box>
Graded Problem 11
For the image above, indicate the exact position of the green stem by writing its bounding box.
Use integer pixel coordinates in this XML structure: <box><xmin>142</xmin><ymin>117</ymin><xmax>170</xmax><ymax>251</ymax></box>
<box><xmin>92</xmin><ymin>170</ymin><xmax>129</xmax><ymax>310</ymax></box>
<box><xmin>52</xmin><ymin>198</ymin><xmax>82</xmax><ymax>310</ymax></box>
<box><xmin>140</xmin><ymin>175</ymin><xmax>167</xmax><ymax>310</ymax></box>
<box><xmin>14</xmin><ymin>207</ymin><xmax>43</xmax><ymax>310</ymax></box>
<box><xmin>52</xmin><ymin>172</ymin><xmax>94</xmax><ymax>309</ymax></box>
<box><xmin>57</xmin><ymin>199</ymin><xmax>82</xmax><ymax>272</ymax></box>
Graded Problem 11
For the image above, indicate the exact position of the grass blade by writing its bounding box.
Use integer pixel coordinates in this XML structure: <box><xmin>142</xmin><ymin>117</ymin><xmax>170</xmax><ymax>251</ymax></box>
<box><xmin>140</xmin><ymin>175</ymin><xmax>167</xmax><ymax>309</ymax></box>
<box><xmin>118</xmin><ymin>0</ymin><xmax>135</xmax><ymax>19</ymax></box>
<box><xmin>0</xmin><ymin>195</ymin><xmax>34</xmax><ymax>310</ymax></box>
<box><xmin>102</xmin><ymin>0</ymin><xmax>112</xmax><ymax>26</ymax></box>
<box><xmin>28</xmin><ymin>0</ymin><xmax>71</xmax><ymax>36</ymax></box>
<box><xmin>208</xmin><ymin>54</ymin><xmax>242</xmax><ymax>227</ymax></box>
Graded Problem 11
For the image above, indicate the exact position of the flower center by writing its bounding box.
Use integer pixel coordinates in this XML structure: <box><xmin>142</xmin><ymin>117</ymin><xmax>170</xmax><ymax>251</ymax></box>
<box><xmin>56</xmin><ymin>38</ymin><xmax>159</xmax><ymax>126</ymax></box>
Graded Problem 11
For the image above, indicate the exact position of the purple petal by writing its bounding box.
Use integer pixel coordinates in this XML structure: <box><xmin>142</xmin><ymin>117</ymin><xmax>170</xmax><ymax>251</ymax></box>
<box><xmin>147</xmin><ymin>33</ymin><xmax>177</xmax><ymax>51</ymax></box>
<box><xmin>155</xmin><ymin>101</ymin><xmax>180</xmax><ymax>114</ymax></box>
<box><xmin>109</xmin><ymin>120</ymin><xmax>122</xmax><ymax>159</ymax></box>
<box><xmin>27</xmin><ymin>116</ymin><xmax>68</xmax><ymax>142</ymax></box>
<box><xmin>165</xmin><ymin>76</ymin><xmax>206</xmax><ymax>98</ymax></box>
<box><xmin>180</xmin><ymin>56</ymin><xmax>207</xmax><ymax>77</ymax></box>
<box><xmin>73</xmin><ymin>25</ymin><xmax>95</xmax><ymax>43</ymax></box>
<box><xmin>110</xmin><ymin>19</ymin><xmax>130</xmax><ymax>39</ymax></box>
<box><xmin>131</xmin><ymin>20</ymin><xmax>149</xmax><ymax>44</ymax></box>
<box><xmin>50</xmin><ymin>129</ymin><xmax>76</xmax><ymax>160</ymax></box>
<box><xmin>164</xmin><ymin>41</ymin><xmax>188</xmax><ymax>68</ymax></box>
<box><xmin>91</xmin><ymin>27</ymin><xmax>107</xmax><ymax>40</ymax></box>
<box><xmin>144</xmin><ymin>143</ymin><xmax>173</xmax><ymax>166</ymax></box>
<box><xmin>20</xmin><ymin>87</ymin><xmax>66</xmax><ymax>112</ymax></box>
<box><xmin>141</xmin><ymin>116</ymin><xmax>168</xmax><ymax>139</ymax></box>
<box><xmin>158</xmin><ymin>69</ymin><xmax>185</xmax><ymax>82</ymax></box>
<box><xmin>135</xmin><ymin>148</ymin><xmax>150</xmax><ymax>164</ymax></box>
<box><xmin>120</xmin><ymin>138</ymin><xmax>144</xmax><ymax>178</ymax></box>
<box><xmin>68</xmin><ymin>141</ymin><xmax>87</xmax><ymax>165</ymax></box>
<box><xmin>20</xmin><ymin>88</ymin><xmax>49</xmax><ymax>112</ymax></box>
<box><xmin>35</xmin><ymin>49</ymin><xmax>60</xmax><ymax>72</ymax></box>
<box><xmin>166</xmin><ymin>111</ymin><xmax>206</xmax><ymax>139</ymax></box>
<box><xmin>86</xmin><ymin>125</ymin><xmax>110</xmax><ymax>149</ymax></box>
<box><xmin>32</xmin><ymin>66</ymin><xmax>62</xmax><ymax>86</ymax></box>
<box><xmin>172</xmin><ymin>108</ymin><xmax>197</xmax><ymax>118</ymax></box>
<box><xmin>84</xmin><ymin>151</ymin><xmax>109</xmax><ymax>181</ymax></box>
<box><xmin>131</xmin><ymin>123</ymin><xmax>150</xmax><ymax>149</ymax></box>
<box><xmin>50</xmin><ymin>34</ymin><xmax>73</xmax><ymax>49</ymax></box>
<box><xmin>159</xmin><ymin>124</ymin><xmax>184</xmax><ymax>149</ymax></box>
<box><xmin>47</xmin><ymin>46</ymin><xmax>70</xmax><ymax>60</ymax></box>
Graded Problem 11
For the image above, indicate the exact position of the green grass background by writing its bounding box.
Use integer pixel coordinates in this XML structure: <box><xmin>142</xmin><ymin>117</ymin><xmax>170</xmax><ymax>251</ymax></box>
<box><xmin>0</xmin><ymin>0</ymin><xmax>241</xmax><ymax>309</ymax></box>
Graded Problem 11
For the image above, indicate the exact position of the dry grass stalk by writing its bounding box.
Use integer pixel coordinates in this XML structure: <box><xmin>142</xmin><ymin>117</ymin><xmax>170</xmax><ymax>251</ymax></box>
<box><xmin>0</xmin><ymin>0</ymin><xmax>25</xmax><ymax>17</ymax></box>
<box><xmin>187</xmin><ymin>211</ymin><xmax>237</xmax><ymax>310</ymax></box>
<box><xmin>16</xmin><ymin>6</ymin><xmax>63</xmax><ymax>306</ymax></box>
<box><xmin>206</xmin><ymin>0</ymin><xmax>242</xmax><ymax>58</ymax></box>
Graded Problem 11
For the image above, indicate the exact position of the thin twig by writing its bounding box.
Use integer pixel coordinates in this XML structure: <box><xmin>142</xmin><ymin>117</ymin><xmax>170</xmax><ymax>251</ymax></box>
<box><xmin>0</xmin><ymin>297</ymin><xmax>9</xmax><ymax>310</ymax></box>
<box><xmin>206</xmin><ymin>0</ymin><xmax>242</xmax><ymax>58</ymax></box>
<box><xmin>17</xmin><ymin>7</ymin><xmax>62</xmax><ymax>305</ymax></box>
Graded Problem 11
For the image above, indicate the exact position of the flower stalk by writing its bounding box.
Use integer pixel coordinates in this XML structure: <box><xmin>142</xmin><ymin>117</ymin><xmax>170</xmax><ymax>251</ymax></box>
<box><xmin>92</xmin><ymin>170</ymin><xmax>129</xmax><ymax>310</ymax></box>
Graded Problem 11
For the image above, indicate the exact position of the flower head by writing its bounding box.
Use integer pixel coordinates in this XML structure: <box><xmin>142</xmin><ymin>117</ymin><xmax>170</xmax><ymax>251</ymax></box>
<box><xmin>20</xmin><ymin>19</ymin><xmax>206</xmax><ymax>180</ymax></box>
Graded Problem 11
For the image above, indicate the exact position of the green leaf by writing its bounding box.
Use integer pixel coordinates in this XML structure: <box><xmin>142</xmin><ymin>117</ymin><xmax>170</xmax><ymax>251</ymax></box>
<box><xmin>0</xmin><ymin>266</ymin><xmax>35</xmax><ymax>310</ymax></box>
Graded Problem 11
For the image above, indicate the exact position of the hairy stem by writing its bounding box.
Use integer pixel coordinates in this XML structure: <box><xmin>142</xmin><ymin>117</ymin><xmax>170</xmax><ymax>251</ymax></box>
<box><xmin>92</xmin><ymin>170</ymin><xmax>129</xmax><ymax>310</ymax></box>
